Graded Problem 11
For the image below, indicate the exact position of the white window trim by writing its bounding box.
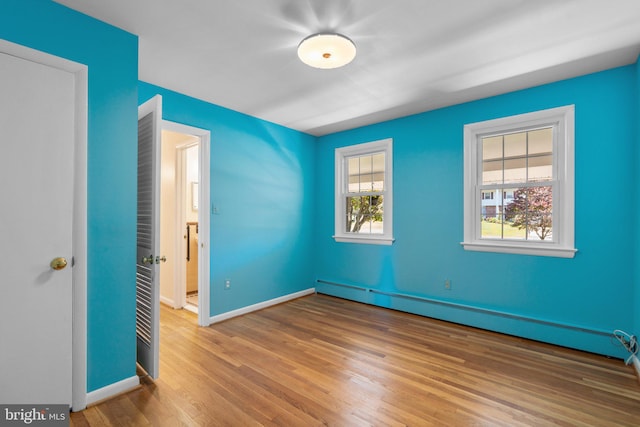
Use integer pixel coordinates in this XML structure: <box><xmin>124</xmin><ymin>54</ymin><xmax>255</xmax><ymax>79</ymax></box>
<box><xmin>334</xmin><ymin>138</ymin><xmax>394</xmax><ymax>245</ymax></box>
<box><xmin>462</xmin><ymin>106</ymin><xmax>576</xmax><ymax>258</ymax></box>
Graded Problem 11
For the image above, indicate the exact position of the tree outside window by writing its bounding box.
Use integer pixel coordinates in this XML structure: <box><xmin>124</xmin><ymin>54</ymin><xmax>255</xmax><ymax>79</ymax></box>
<box><xmin>504</xmin><ymin>186</ymin><xmax>553</xmax><ymax>240</ymax></box>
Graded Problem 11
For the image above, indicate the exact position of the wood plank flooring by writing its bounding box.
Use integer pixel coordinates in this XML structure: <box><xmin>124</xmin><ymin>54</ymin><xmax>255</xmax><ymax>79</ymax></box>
<box><xmin>71</xmin><ymin>294</ymin><xmax>640</xmax><ymax>426</ymax></box>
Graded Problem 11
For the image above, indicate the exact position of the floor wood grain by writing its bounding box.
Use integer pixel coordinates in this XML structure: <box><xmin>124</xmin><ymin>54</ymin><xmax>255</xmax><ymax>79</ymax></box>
<box><xmin>71</xmin><ymin>294</ymin><xmax>640</xmax><ymax>426</ymax></box>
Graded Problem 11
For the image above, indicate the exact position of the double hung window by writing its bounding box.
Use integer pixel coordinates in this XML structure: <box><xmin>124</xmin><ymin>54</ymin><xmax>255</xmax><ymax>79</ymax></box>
<box><xmin>462</xmin><ymin>106</ymin><xmax>575</xmax><ymax>257</ymax></box>
<box><xmin>334</xmin><ymin>139</ymin><xmax>393</xmax><ymax>245</ymax></box>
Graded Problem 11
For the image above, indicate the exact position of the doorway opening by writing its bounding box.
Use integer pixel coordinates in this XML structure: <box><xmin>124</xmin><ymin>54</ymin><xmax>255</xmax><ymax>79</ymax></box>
<box><xmin>159</xmin><ymin>122</ymin><xmax>211</xmax><ymax>325</ymax></box>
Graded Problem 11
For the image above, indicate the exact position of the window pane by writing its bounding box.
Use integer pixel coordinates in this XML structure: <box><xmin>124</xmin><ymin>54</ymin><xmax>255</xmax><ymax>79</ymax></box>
<box><xmin>482</xmin><ymin>136</ymin><xmax>502</xmax><ymax>161</ymax></box>
<box><xmin>482</xmin><ymin>127</ymin><xmax>555</xmax><ymax>187</ymax></box>
<box><xmin>480</xmin><ymin>185</ymin><xmax>499</xmax><ymax>238</ymax></box>
<box><xmin>526</xmin><ymin>186</ymin><xmax>553</xmax><ymax>241</ymax></box>
<box><xmin>360</xmin><ymin>155</ymin><xmax>373</xmax><ymax>192</ymax></box>
<box><xmin>482</xmin><ymin>160</ymin><xmax>503</xmax><ymax>185</ymax></box>
<box><xmin>347</xmin><ymin>157</ymin><xmax>360</xmax><ymax>193</ymax></box>
<box><xmin>528</xmin><ymin>128</ymin><xmax>553</xmax><ymax>155</ymax></box>
<box><xmin>360</xmin><ymin>155</ymin><xmax>372</xmax><ymax>174</ymax></box>
<box><xmin>504</xmin><ymin>157</ymin><xmax>527</xmax><ymax>183</ymax></box>
<box><xmin>503</xmin><ymin>186</ymin><xmax>553</xmax><ymax>241</ymax></box>
<box><xmin>480</xmin><ymin>214</ymin><xmax>528</xmax><ymax>240</ymax></box>
<box><xmin>504</xmin><ymin>131</ymin><xmax>526</xmax><ymax>158</ymax></box>
<box><xmin>501</xmin><ymin>186</ymin><xmax>527</xmax><ymax>239</ymax></box>
<box><xmin>345</xmin><ymin>195</ymin><xmax>384</xmax><ymax>234</ymax></box>
<box><xmin>500</xmin><ymin>186</ymin><xmax>524</xmax><ymax>239</ymax></box>
<box><xmin>348</xmin><ymin>153</ymin><xmax>385</xmax><ymax>193</ymax></box>
<box><xmin>372</xmin><ymin>153</ymin><xmax>385</xmax><ymax>191</ymax></box>
<box><xmin>480</xmin><ymin>187</ymin><xmax>528</xmax><ymax>240</ymax></box>
<box><xmin>357</xmin><ymin>214</ymin><xmax>384</xmax><ymax>234</ymax></box>
<box><xmin>528</xmin><ymin>154</ymin><xmax>552</xmax><ymax>182</ymax></box>
<box><xmin>480</xmin><ymin>213</ymin><xmax>502</xmax><ymax>239</ymax></box>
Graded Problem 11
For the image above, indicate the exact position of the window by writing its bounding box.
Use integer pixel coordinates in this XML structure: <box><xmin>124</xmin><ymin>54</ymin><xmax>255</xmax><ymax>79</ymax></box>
<box><xmin>482</xmin><ymin>191</ymin><xmax>494</xmax><ymax>200</ymax></box>
<box><xmin>462</xmin><ymin>106</ymin><xmax>576</xmax><ymax>258</ymax></box>
<box><xmin>335</xmin><ymin>138</ymin><xmax>393</xmax><ymax>245</ymax></box>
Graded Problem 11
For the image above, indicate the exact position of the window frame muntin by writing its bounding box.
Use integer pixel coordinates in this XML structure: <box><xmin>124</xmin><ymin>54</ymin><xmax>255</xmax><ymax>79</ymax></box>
<box><xmin>462</xmin><ymin>106</ymin><xmax>576</xmax><ymax>258</ymax></box>
<box><xmin>334</xmin><ymin>138</ymin><xmax>394</xmax><ymax>245</ymax></box>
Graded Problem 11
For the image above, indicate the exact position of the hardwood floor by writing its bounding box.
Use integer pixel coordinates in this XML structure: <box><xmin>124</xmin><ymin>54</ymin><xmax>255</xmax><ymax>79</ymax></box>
<box><xmin>71</xmin><ymin>294</ymin><xmax>640</xmax><ymax>426</ymax></box>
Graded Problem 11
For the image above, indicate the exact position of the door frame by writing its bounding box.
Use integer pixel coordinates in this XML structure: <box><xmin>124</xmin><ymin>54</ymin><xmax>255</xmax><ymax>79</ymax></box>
<box><xmin>162</xmin><ymin>120</ymin><xmax>211</xmax><ymax>327</ymax></box>
<box><xmin>0</xmin><ymin>40</ymin><xmax>88</xmax><ymax>410</ymax></box>
<box><xmin>174</xmin><ymin>140</ymin><xmax>198</xmax><ymax>310</ymax></box>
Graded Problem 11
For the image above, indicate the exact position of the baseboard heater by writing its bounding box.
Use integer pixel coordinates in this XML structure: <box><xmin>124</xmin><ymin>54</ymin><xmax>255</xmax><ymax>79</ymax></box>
<box><xmin>316</xmin><ymin>279</ymin><xmax>611</xmax><ymax>338</ymax></box>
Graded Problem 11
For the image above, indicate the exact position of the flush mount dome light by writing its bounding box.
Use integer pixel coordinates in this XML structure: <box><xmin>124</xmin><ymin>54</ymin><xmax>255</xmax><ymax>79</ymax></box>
<box><xmin>297</xmin><ymin>33</ymin><xmax>356</xmax><ymax>69</ymax></box>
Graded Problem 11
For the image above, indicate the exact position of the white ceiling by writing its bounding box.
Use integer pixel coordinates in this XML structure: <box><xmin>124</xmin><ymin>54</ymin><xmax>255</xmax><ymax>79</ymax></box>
<box><xmin>56</xmin><ymin>0</ymin><xmax>640</xmax><ymax>136</ymax></box>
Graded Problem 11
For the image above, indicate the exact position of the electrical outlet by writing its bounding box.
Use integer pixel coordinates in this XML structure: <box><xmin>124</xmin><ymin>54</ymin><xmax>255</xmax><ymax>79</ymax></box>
<box><xmin>224</xmin><ymin>279</ymin><xmax>231</xmax><ymax>290</ymax></box>
<box><xmin>444</xmin><ymin>279</ymin><xmax>451</xmax><ymax>290</ymax></box>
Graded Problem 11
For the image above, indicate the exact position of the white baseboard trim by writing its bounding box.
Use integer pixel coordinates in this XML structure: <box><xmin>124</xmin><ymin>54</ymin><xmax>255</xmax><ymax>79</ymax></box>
<box><xmin>160</xmin><ymin>295</ymin><xmax>175</xmax><ymax>307</ymax></box>
<box><xmin>209</xmin><ymin>288</ymin><xmax>315</xmax><ymax>324</ymax></box>
<box><xmin>632</xmin><ymin>355</ymin><xmax>640</xmax><ymax>383</ymax></box>
<box><xmin>184</xmin><ymin>303</ymin><xmax>198</xmax><ymax>314</ymax></box>
<box><xmin>85</xmin><ymin>375</ymin><xmax>140</xmax><ymax>407</ymax></box>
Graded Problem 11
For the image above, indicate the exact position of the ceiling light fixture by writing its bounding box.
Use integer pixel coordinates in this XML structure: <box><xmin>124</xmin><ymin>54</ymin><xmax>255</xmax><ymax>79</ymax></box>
<box><xmin>297</xmin><ymin>33</ymin><xmax>356</xmax><ymax>69</ymax></box>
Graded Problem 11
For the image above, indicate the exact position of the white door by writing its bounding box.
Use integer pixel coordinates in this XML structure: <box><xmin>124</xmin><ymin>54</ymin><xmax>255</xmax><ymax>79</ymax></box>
<box><xmin>136</xmin><ymin>96</ymin><xmax>162</xmax><ymax>379</ymax></box>
<box><xmin>0</xmin><ymin>52</ymin><xmax>76</xmax><ymax>404</ymax></box>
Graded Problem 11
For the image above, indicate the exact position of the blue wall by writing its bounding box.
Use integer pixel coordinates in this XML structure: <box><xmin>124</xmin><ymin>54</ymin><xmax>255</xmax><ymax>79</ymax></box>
<box><xmin>315</xmin><ymin>65</ymin><xmax>638</xmax><ymax>358</ymax></box>
<box><xmin>138</xmin><ymin>83</ymin><xmax>316</xmax><ymax>316</ymax></box>
<box><xmin>0</xmin><ymin>0</ymin><xmax>139</xmax><ymax>391</ymax></box>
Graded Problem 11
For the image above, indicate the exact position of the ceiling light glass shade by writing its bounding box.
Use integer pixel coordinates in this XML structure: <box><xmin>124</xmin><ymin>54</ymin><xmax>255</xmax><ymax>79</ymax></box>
<box><xmin>297</xmin><ymin>33</ymin><xmax>356</xmax><ymax>69</ymax></box>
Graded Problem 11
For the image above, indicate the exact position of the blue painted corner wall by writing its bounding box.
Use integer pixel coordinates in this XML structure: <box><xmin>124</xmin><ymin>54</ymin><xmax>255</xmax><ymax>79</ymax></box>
<box><xmin>138</xmin><ymin>83</ymin><xmax>317</xmax><ymax>316</ymax></box>
<box><xmin>315</xmin><ymin>64</ymin><xmax>639</xmax><ymax>358</ymax></box>
<box><xmin>1</xmin><ymin>0</ymin><xmax>139</xmax><ymax>392</ymax></box>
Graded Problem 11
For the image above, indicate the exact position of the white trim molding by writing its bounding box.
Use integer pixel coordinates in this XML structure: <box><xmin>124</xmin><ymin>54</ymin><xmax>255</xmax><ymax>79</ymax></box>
<box><xmin>333</xmin><ymin>236</ymin><xmax>395</xmax><ymax>245</ymax></box>
<box><xmin>160</xmin><ymin>295</ymin><xmax>175</xmax><ymax>307</ymax></box>
<box><xmin>85</xmin><ymin>375</ymin><xmax>140</xmax><ymax>407</ymax></box>
<box><xmin>461</xmin><ymin>241</ymin><xmax>577</xmax><ymax>258</ymax></box>
<box><xmin>209</xmin><ymin>288</ymin><xmax>315</xmax><ymax>324</ymax></box>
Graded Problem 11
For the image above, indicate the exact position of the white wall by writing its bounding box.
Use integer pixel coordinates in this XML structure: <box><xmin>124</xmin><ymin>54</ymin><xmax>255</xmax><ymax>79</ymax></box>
<box><xmin>186</xmin><ymin>145</ymin><xmax>199</xmax><ymax>223</ymax></box>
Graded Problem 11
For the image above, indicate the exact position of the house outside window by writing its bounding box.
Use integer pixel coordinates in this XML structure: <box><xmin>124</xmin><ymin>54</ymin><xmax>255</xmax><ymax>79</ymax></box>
<box><xmin>462</xmin><ymin>106</ymin><xmax>576</xmax><ymax>258</ymax></box>
<box><xmin>503</xmin><ymin>190</ymin><xmax>514</xmax><ymax>200</ymax></box>
<box><xmin>481</xmin><ymin>191</ymin><xmax>494</xmax><ymax>200</ymax></box>
<box><xmin>334</xmin><ymin>138</ymin><xmax>394</xmax><ymax>245</ymax></box>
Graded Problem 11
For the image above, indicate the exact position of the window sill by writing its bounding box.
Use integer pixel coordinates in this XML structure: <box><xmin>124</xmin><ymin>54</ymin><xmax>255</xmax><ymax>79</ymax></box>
<box><xmin>334</xmin><ymin>235</ymin><xmax>395</xmax><ymax>246</ymax></box>
<box><xmin>461</xmin><ymin>241</ymin><xmax>576</xmax><ymax>258</ymax></box>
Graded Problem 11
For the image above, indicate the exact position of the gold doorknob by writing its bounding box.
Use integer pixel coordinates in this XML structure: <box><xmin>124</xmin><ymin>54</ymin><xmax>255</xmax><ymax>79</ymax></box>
<box><xmin>50</xmin><ymin>257</ymin><xmax>68</xmax><ymax>271</ymax></box>
<box><xmin>156</xmin><ymin>256</ymin><xmax>167</xmax><ymax>264</ymax></box>
<box><xmin>142</xmin><ymin>255</ymin><xmax>154</xmax><ymax>265</ymax></box>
